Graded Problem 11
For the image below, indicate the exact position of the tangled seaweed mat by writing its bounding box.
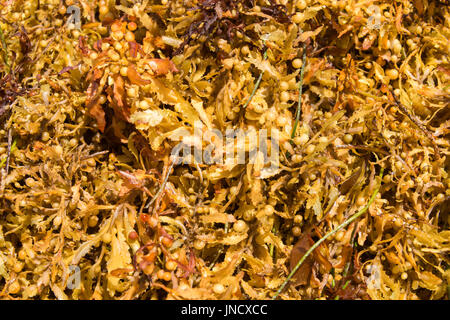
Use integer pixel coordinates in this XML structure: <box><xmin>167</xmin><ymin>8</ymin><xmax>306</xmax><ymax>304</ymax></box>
<box><xmin>0</xmin><ymin>0</ymin><xmax>449</xmax><ymax>300</ymax></box>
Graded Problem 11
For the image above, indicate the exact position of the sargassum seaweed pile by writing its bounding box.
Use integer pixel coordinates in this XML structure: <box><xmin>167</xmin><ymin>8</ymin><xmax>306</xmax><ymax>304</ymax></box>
<box><xmin>0</xmin><ymin>0</ymin><xmax>449</xmax><ymax>300</ymax></box>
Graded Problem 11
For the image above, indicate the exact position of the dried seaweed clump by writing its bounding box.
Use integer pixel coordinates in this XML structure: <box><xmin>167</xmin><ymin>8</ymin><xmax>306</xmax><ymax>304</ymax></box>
<box><xmin>0</xmin><ymin>0</ymin><xmax>449</xmax><ymax>300</ymax></box>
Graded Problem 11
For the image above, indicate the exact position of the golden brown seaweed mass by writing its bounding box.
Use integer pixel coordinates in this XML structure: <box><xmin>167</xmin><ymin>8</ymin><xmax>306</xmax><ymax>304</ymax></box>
<box><xmin>0</xmin><ymin>0</ymin><xmax>449</xmax><ymax>300</ymax></box>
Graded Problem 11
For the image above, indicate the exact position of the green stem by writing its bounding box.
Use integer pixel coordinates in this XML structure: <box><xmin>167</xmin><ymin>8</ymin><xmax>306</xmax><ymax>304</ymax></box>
<box><xmin>272</xmin><ymin>168</ymin><xmax>384</xmax><ymax>300</ymax></box>
<box><xmin>342</xmin><ymin>279</ymin><xmax>351</xmax><ymax>290</ymax></box>
<box><xmin>342</xmin><ymin>224</ymin><xmax>358</xmax><ymax>277</ymax></box>
<box><xmin>330</xmin><ymin>268</ymin><xmax>336</xmax><ymax>288</ymax></box>
<box><xmin>0</xmin><ymin>139</ymin><xmax>16</xmax><ymax>169</ymax></box>
<box><xmin>242</xmin><ymin>49</ymin><xmax>268</xmax><ymax>109</ymax></box>
<box><xmin>269</xmin><ymin>224</ymin><xmax>277</xmax><ymax>258</ymax></box>
<box><xmin>0</xmin><ymin>25</ymin><xmax>9</xmax><ymax>71</ymax></box>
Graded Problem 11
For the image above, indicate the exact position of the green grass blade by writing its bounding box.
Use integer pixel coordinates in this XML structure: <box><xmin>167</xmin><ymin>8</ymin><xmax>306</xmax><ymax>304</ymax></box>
<box><xmin>242</xmin><ymin>49</ymin><xmax>268</xmax><ymax>109</ymax></box>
